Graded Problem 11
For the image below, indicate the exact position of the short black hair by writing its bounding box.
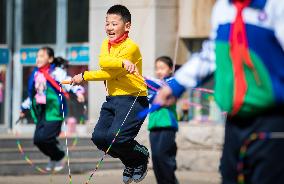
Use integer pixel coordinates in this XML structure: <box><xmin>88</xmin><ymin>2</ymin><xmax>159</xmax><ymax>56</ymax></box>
<box><xmin>107</xmin><ymin>5</ymin><xmax>131</xmax><ymax>23</ymax></box>
<box><xmin>155</xmin><ymin>56</ymin><xmax>174</xmax><ymax>69</ymax></box>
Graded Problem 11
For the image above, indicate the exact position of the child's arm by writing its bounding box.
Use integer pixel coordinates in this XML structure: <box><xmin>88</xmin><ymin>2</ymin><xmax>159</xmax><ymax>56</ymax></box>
<box><xmin>83</xmin><ymin>69</ymin><xmax>124</xmax><ymax>81</ymax></box>
<box><xmin>71</xmin><ymin>41</ymin><xmax>140</xmax><ymax>84</ymax></box>
<box><xmin>71</xmin><ymin>69</ymin><xmax>126</xmax><ymax>84</ymax></box>
<box><xmin>99</xmin><ymin>41</ymin><xmax>139</xmax><ymax>69</ymax></box>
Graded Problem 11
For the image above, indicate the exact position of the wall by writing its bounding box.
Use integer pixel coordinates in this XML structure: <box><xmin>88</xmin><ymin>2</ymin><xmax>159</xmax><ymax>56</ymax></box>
<box><xmin>179</xmin><ymin>0</ymin><xmax>215</xmax><ymax>38</ymax></box>
<box><xmin>176</xmin><ymin>0</ymin><xmax>215</xmax><ymax>65</ymax></box>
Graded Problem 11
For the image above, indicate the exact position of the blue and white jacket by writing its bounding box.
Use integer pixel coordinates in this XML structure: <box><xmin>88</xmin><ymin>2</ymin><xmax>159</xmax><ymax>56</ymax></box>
<box><xmin>168</xmin><ymin>0</ymin><xmax>284</xmax><ymax>116</ymax></box>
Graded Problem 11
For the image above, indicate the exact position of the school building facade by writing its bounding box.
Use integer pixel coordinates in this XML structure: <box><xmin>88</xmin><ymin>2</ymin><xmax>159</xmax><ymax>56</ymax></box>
<box><xmin>0</xmin><ymin>0</ymin><xmax>215</xmax><ymax>133</ymax></box>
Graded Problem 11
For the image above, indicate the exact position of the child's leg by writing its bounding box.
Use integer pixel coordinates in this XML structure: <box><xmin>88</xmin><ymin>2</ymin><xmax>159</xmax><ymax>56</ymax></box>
<box><xmin>220</xmin><ymin>111</ymin><xmax>284</xmax><ymax>184</ymax></box>
<box><xmin>91</xmin><ymin>101</ymin><xmax>112</xmax><ymax>151</ymax></box>
<box><xmin>150</xmin><ymin>129</ymin><xmax>178</xmax><ymax>184</ymax></box>
<box><xmin>33</xmin><ymin>120</ymin><xmax>65</xmax><ymax>161</ymax></box>
<box><xmin>220</xmin><ymin>116</ymin><xmax>243</xmax><ymax>184</ymax></box>
<box><xmin>91</xmin><ymin>97</ymin><xmax>121</xmax><ymax>158</ymax></box>
<box><xmin>105</xmin><ymin>96</ymin><xmax>149</xmax><ymax>168</ymax></box>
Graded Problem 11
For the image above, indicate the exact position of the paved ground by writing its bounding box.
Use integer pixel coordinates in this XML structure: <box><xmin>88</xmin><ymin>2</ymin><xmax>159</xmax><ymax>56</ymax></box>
<box><xmin>0</xmin><ymin>169</ymin><xmax>220</xmax><ymax>184</ymax></box>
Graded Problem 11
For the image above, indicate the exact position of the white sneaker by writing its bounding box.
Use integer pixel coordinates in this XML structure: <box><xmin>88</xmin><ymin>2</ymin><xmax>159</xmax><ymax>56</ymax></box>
<box><xmin>45</xmin><ymin>161</ymin><xmax>55</xmax><ymax>171</ymax></box>
<box><xmin>123</xmin><ymin>166</ymin><xmax>134</xmax><ymax>184</ymax></box>
<box><xmin>53</xmin><ymin>158</ymin><xmax>65</xmax><ymax>172</ymax></box>
<box><xmin>132</xmin><ymin>164</ymin><xmax>148</xmax><ymax>183</ymax></box>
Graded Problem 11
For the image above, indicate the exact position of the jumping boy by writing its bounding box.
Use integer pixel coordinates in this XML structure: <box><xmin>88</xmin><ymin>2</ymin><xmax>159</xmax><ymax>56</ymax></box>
<box><xmin>71</xmin><ymin>5</ymin><xmax>149</xmax><ymax>184</ymax></box>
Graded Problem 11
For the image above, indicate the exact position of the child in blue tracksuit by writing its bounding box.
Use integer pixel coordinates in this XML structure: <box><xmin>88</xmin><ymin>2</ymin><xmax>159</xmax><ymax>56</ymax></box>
<box><xmin>154</xmin><ymin>0</ymin><xmax>284</xmax><ymax>183</ymax></box>
<box><xmin>146</xmin><ymin>56</ymin><xmax>179</xmax><ymax>184</ymax></box>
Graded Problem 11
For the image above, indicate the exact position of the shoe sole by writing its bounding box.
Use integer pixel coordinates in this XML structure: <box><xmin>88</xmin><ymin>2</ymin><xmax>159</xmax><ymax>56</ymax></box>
<box><xmin>133</xmin><ymin>169</ymin><xmax>148</xmax><ymax>183</ymax></box>
<box><xmin>123</xmin><ymin>178</ymin><xmax>133</xmax><ymax>184</ymax></box>
<box><xmin>53</xmin><ymin>166</ymin><xmax>64</xmax><ymax>172</ymax></box>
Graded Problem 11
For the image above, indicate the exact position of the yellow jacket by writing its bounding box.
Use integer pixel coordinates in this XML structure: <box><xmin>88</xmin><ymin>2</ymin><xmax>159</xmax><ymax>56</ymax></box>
<box><xmin>83</xmin><ymin>38</ymin><xmax>147</xmax><ymax>96</ymax></box>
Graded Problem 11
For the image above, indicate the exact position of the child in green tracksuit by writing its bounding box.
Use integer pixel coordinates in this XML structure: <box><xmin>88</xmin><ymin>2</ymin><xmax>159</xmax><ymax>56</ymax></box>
<box><xmin>147</xmin><ymin>56</ymin><xmax>179</xmax><ymax>184</ymax></box>
<box><xmin>21</xmin><ymin>47</ymin><xmax>85</xmax><ymax>172</ymax></box>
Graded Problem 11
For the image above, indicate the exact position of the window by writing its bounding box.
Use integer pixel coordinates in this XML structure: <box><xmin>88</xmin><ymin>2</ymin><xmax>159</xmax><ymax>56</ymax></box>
<box><xmin>22</xmin><ymin>0</ymin><xmax>56</xmax><ymax>44</ymax></box>
<box><xmin>66</xmin><ymin>65</ymin><xmax>88</xmax><ymax>124</ymax></box>
<box><xmin>177</xmin><ymin>38</ymin><xmax>222</xmax><ymax>123</ymax></box>
<box><xmin>21</xmin><ymin>66</ymin><xmax>34</xmax><ymax>124</ymax></box>
<box><xmin>67</xmin><ymin>0</ymin><xmax>89</xmax><ymax>43</ymax></box>
<box><xmin>0</xmin><ymin>0</ymin><xmax>6</xmax><ymax>44</ymax></box>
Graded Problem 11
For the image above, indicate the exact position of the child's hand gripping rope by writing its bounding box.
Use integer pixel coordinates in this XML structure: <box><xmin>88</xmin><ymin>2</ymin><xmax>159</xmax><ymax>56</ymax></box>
<box><xmin>134</xmin><ymin>75</ymin><xmax>176</xmax><ymax>119</ymax></box>
<box><xmin>137</xmin><ymin>103</ymin><xmax>161</xmax><ymax>119</ymax></box>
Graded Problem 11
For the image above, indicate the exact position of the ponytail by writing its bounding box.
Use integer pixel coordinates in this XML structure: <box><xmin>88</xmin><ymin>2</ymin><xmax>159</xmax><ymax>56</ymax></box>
<box><xmin>53</xmin><ymin>57</ymin><xmax>69</xmax><ymax>69</ymax></box>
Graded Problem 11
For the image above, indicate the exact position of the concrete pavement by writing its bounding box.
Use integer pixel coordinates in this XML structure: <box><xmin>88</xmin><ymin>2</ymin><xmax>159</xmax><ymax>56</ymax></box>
<box><xmin>0</xmin><ymin>169</ymin><xmax>220</xmax><ymax>184</ymax></box>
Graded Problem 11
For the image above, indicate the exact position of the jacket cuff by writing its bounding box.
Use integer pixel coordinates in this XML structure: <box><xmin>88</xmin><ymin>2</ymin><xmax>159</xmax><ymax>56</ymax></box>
<box><xmin>167</xmin><ymin>78</ymin><xmax>186</xmax><ymax>98</ymax></box>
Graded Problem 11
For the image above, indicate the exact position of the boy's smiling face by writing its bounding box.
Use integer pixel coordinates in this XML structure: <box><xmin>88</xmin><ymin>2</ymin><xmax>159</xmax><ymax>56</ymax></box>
<box><xmin>105</xmin><ymin>13</ymin><xmax>130</xmax><ymax>41</ymax></box>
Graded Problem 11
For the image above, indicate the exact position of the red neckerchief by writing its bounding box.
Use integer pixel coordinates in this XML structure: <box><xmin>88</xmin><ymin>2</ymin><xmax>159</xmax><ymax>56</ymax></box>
<box><xmin>108</xmin><ymin>31</ymin><xmax>129</xmax><ymax>53</ymax></box>
<box><xmin>229</xmin><ymin>0</ymin><xmax>259</xmax><ymax>115</ymax></box>
<box><xmin>39</xmin><ymin>64</ymin><xmax>70</xmax><ymax>99</ymax></box>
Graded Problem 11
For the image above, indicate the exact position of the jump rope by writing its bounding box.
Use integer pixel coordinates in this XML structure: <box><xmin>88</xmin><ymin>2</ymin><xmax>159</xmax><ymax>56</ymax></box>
<box><xmin>59</xmin><ymin>86</ymin><xmax>72</xmax><ymax>184</ymax></box>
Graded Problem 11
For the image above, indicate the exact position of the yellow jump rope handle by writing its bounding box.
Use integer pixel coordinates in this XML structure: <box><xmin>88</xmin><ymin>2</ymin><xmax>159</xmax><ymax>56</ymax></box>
<box><xmin>61</xmin><ymin>80</ymin><xmax>72</xmax><ymax>85</ymax></box>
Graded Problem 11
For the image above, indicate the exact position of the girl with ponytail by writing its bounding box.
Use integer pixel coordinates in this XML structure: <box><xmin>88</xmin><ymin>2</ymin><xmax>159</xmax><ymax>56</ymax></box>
<box><xmin>20</xmin><ymin>46</ymin><xmax>85</xmax><ymax>172</ymax></box>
